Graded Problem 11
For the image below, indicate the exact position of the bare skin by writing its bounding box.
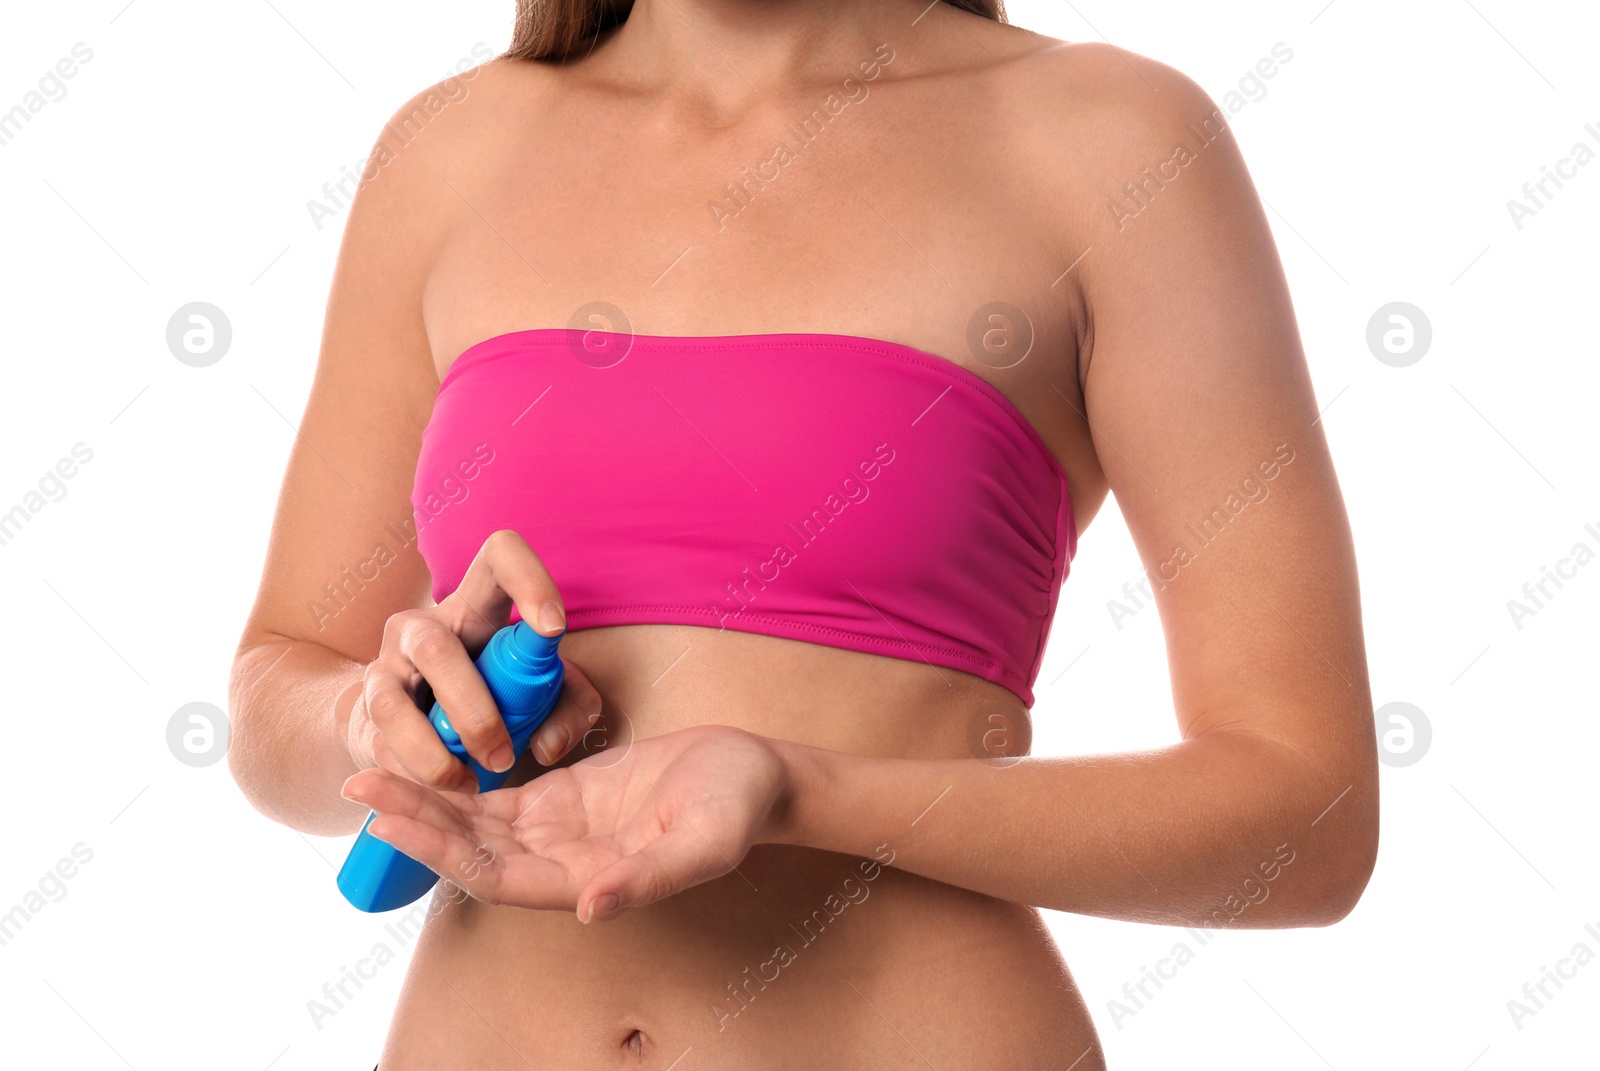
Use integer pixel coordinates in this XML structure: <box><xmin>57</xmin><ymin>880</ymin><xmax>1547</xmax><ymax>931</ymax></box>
<box><xmin>228</xmin><ymin>3</ymin><xmax>1379</xmax><ymax>1068</ymax></box>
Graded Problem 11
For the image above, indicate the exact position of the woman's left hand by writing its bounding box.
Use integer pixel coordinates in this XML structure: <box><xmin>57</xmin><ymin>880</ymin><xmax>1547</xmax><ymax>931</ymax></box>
<box><xmin>339</xmin><ymin>724</ymin><xmax>794</xmax><ymax>922</ymax></box>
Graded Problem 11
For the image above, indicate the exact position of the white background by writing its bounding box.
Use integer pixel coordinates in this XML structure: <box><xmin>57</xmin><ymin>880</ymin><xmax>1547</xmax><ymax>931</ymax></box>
<box><xmin>1</xmin><ymin>1</ymin><xmax>1595</xmax><ymax>1068</ymax></box>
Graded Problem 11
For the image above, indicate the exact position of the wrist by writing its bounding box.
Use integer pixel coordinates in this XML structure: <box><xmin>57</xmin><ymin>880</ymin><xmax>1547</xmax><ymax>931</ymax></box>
<box><xmin>333</xmin><ymin>677</ymin><xmax>370</xmax><ymax>770</ymax></box>
<box><xmin>761</xmin><ymin>737</ymin><xmax>832</xmax><ymax>849</ymax></box>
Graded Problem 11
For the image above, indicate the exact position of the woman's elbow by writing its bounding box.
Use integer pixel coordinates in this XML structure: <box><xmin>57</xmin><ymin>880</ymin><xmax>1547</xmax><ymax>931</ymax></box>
<box><xmin>223</xmin><ymin>693</ymin><xmax>288</xmax><ymax>827</ymax></box>
<box><xmin>1306</xmin><ymin>779</ymin><xmax>1380</xmax><ymax>926</ymax></box>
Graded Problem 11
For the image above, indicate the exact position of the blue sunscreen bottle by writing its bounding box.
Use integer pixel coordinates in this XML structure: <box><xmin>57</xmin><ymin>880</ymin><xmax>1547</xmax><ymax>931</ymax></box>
<box><xmin>336</xmin><ymin>622</ymin><xmax>565</xmax><ymax>913</ymax></box>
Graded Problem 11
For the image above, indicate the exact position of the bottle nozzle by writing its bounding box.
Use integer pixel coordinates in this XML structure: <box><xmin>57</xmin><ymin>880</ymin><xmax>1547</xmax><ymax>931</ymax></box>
<box><xmin>507</xmin><ymin>621</ymin><xmax>559</xmax><ymax>672</ymax></box>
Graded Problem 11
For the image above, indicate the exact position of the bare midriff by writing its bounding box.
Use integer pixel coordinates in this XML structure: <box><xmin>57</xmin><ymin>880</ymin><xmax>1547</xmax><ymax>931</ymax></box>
<box><xmin>378</xmin><ymin>625</ymin><xmax>1104</xmax><ymax>1070</ymax></box>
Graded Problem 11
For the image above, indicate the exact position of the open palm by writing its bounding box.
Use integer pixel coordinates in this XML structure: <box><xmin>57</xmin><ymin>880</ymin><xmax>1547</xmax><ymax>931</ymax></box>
<box><xmin>341</xmin><ymin>724</ymin><xmax>791</xmax><ymax>922</ymax></box>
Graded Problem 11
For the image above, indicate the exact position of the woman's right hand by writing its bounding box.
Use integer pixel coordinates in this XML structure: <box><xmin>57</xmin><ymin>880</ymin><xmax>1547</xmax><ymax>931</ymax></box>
<box><xmin>344</xmin><ymin>529</ymin><xmax>604</xmax><ymax>794</ymax></box>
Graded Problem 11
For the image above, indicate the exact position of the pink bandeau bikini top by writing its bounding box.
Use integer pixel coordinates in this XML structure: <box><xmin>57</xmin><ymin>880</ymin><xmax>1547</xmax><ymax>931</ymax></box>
<box><xmin>413</xmin><ymin>329</ymin><xmax>1077</xmax><ymax>707</ymax></box>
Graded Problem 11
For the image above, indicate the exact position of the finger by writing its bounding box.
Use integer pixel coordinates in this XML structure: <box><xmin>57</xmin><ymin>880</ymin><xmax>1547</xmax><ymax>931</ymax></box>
<box><xmin>444</xmin><ymin>529</ymin><xmax>567</xmax><ymax>640</ymax></box>
<box><xmin>347</xmin><ymin>766</ymin><xmax>535</xmax><ymax>867</ymax></box>
<box><xmin>576</xmin><ymin>826</ymin><xmax>732</xmax><ymax>923</ymax></box>
<box><xmin>363</xmin><ymin>667</ymin><xmax>476</xmax><ymax>792</ymax></box>
<box><xmin>364</xmin><ymin>813</ymin><xmax>503</xmax><ymax>894</ymax></box>
<box><xmin>341</xmin><ymin>766</ymin><xmax>477</xmax><ymax>840</ymax></box>
<box><xmin>364</xmin><ymin>666</ymin><xmax>476</xmax><ymax>792</ymax></box>
<box><xmin>358</xmin><ymin>811</ymin><xmax>579</xmax><ymax>909</ymax></box>
<box><xmin>371</xmin><ymin>734</ymin><xmax>408</xmax><ymax>778</ymax></box>
<box><xmin>372</xmin><ymin>734</ymin><xmax>446</xmax><ymax>790</ymax></box>
<box><xmin>531</xmin><ymin>658</ymin><xmax>604</xmax><ymax>766</ymax></box>
<box><xmin>397</xmin><ymin>615</ymin><xmax>514</xmax><ymax>775</ymax></box>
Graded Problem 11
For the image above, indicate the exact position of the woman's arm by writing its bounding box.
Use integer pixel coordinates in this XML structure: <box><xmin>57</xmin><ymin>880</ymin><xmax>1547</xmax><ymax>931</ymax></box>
<box><xmin>233</xmin><ymin>66</ymin><xmax>606</xmax><ymax>838</ymax></box>
<box><xmin>771</xmin><ymin>733</ymin><xmax>1368</xmax><ymax>928</ymax></box>
<box><xmin>769</xmin><ymin>48</ymin><xmax>1377</xmax><ymax>927</ymax></box>
<box><xmin>228</xmin><ymin>82</ymin><xmax>468</xmax><ymax>836</ymax></box>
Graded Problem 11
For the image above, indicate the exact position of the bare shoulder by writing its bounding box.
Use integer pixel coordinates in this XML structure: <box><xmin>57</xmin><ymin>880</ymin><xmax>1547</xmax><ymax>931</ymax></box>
<box><xmin>1001</xmin><ymin>40</ymin><xmax>1269</xmax><ymax>288</ymax></box>
<box><xmin>922</xmin><ymin>25</ymin><xmax>1251</xmax><ymax>254</ymax></box>
<box><xmin>928</xmin><ymin>11</ymin><xmax>1217</xmax><ymax>121</ymax></box>
<box><xmin>330</xmin><ymin>54</ymin><xmax>566</xmax><ymax>351</ymax></box>
<box><xmin>349</xmin><ymin>56</ymin><xmax>556</xmax><ymax>213</ymax></box>
<box><xmin>1006</xmin><ymin>39</ymin><xmax>1234</xmax><ymax>167</ymax></box>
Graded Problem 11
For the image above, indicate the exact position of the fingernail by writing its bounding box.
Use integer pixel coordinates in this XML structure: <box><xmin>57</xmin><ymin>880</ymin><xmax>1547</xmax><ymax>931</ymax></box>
<box><xmin>489</xmin><ymin>744</ymin><xmax>515</xmax><ymax>773</ymax></box>
<box><xmin>537</xmin><ymin>601</ymin><xmax>566</xmax><ymax>635</ymax></box>
<box><xmin>535</xmin><ymin>723</ymin><xmax>569</xmax><ymax>765</ymax></box>
<box><xmin>584</xmin><ymin>892</ymin><xmax>619</xmax><ymax>923</ymax></box>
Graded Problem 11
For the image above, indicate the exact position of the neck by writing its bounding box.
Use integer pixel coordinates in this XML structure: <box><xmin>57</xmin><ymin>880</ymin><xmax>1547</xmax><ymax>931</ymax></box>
<box><xmin>591</xmin><ymin>0</ymin><xmax>925</xmax><ymax>111</ymax></box>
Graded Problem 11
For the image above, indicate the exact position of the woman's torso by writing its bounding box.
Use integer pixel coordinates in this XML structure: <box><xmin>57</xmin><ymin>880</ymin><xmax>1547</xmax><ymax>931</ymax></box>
<box><xmin>380</xmin><ymin>12</ymin><xmax>1113</xmax><ymax>1068</ymax></box>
